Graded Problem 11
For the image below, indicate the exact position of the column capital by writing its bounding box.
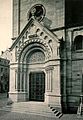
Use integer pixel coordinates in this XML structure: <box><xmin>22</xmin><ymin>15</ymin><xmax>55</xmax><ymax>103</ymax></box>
<box><xmin>45</xmin><ymin>65</ymin><xmax>54</xmax><ymax>71</ymax></box>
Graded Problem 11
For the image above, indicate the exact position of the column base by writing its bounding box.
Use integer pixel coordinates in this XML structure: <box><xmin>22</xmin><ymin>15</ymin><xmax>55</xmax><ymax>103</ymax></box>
<box><xmin>45</xmin><ymin>93</ymin><xmax>61</xmax><ymax>108</ymax></box>
<box><xmin>9</xmin><ymin>91</ymin><xmax>28</xmax><ymax>102</ymax></box>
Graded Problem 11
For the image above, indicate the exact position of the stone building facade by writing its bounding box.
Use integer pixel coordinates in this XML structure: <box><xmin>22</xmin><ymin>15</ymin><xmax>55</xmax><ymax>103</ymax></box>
<box><xmin>9</xmin><ymin>0</ymin><xmax>83</xmax><ymax>113</ymax></box>
<box><xmin>0</xmin><ymin>57</ymin><xmax>9</xmax><ymax>93</ymax></box>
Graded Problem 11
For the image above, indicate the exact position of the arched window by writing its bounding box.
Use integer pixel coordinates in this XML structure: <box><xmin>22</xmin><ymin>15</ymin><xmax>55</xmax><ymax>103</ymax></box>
<box><xmin>74</xmin><ymin>35</ymin><xmax>83</xmax><ymax>50</ymax></box>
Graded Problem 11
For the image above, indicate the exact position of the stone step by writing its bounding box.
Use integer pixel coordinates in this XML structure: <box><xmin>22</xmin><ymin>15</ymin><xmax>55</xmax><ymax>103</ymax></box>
<box><xmin>11</xmin><ymin>103</ymin><xmax>54</xmax><ymax>114</ymax></box>
<box><xmin>49</xmin><ymin>106</ymin><xmax>63</xmax><ymax>118</ymax></box>
<box><xmin>1</xmin><ymin>102</ymin><xmax>63</xmax><ymax>118</ymax></box>
<box><xmin>1</xmin><ymin>106</ymin><xmax>56</xmax><ymax>118</ymax></box>
<box><xmin>12</xmin><ymin>104</ymin><xmax>50</xmax><ymax>111</ymax></box>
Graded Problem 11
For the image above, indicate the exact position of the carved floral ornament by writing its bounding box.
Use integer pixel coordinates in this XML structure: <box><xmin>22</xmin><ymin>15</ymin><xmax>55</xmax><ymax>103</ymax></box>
<box><xmin>27</xmin><ymin>50</ymin><xmax>45</xmax><ymax>63</ymax></box>
<box><xmin>45</xmin><ymin>65</ymin><xmax>54</xmax><ymax>71</ymax></box>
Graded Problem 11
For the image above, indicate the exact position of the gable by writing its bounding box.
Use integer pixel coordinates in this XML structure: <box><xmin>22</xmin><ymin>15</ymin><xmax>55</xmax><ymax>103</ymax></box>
<box><xmin>10</xmin><ymin>18</ymin><xmax>59</xmax><ymax>51</ymax></box>
<box><xmin>10</xmin><ymin>18</ymin><xmax>60</xmax><ymax>62</ymax></box>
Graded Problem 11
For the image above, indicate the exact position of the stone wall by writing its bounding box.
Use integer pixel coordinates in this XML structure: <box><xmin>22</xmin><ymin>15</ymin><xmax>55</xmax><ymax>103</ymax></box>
<box><xmin>12</xmin><ymin>0</ymin><xmax>83</xmax><ymax>113</ymax></box>
<box><xmin>60</xmin><ymin>28</ymin><xmax>83</xmax><ymax>113</ymax></box>
<box><xmin>13</xmin><ymin>0</ymin><xmax>65</xmax><ymax>37</ymax></box>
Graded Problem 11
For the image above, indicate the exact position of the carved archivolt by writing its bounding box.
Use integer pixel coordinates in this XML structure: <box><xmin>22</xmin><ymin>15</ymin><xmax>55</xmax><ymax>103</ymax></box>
<box><xmin>16</xmin><ymin>38</ymin><xmax>52</xmax><ymax>62</ymax></box>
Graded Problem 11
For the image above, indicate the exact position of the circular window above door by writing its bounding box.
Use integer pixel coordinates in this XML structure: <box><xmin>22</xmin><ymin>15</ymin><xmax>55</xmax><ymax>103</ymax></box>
<box><xmin>28</xmin><ymin>4</ymin><xmax>46</xmax><ymax>22</ymax></box>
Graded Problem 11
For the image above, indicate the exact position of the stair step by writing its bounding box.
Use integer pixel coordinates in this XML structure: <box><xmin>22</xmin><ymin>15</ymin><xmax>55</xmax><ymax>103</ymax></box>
<box><xmin>58</xmin><ymin>113</ymin><xmax>63</xmax><ymax>118</ymax></box>
<box><xmin>55</xmin><ymin>111</ymin><xmax>61</xmax><ymax>116</ymax></box>
<box><xmin>1</xmin><ymin>107</ymin><xmax>55</xmax><ymax>118</ymax></box>
<box><xmin>54</xmin><ymin>110</ymin><xmax>58</xmax><ymax>114</ymax></box>
<box><xmin>49</xmin><ymin>106</ymin><xmax>63</xmax><ymax>118</ymax></box>
<box><xmin>1</xmin><ymin>102</ymin><xmax>63</xmax><ymax>118</ymax></box>
<box><xmin>52</xmin><ymin>108</ymin><xmax>55</xmax><ymax>111</ymax></box>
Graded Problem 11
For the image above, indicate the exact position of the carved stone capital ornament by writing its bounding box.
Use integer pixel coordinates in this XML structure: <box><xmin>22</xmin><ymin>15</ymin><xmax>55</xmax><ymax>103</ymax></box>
<box><xmin>45</xmin><ymin>65</ymin><xmax>54</xmax><ymax>72</ymax></box>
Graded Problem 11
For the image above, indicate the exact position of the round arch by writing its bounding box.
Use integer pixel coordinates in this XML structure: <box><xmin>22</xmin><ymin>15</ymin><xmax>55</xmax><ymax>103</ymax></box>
<box><xmin>26</xmin><ymin>49</ymin><xmax>45</xmax><ymax>63</ymax></box>
<box><xmin>18</xmin><ymin>41</ymin><xmax>51</xmax><ymax>63</ymax></box>
<box><xmin>18</xmin><ymin>41</ymin><xmax>47</xmax><ymax>101</ymax></box>
<box><xmin>74</xmin><ymin>35</ymin><xmax>83</xmax><ymax>50</ymax></box>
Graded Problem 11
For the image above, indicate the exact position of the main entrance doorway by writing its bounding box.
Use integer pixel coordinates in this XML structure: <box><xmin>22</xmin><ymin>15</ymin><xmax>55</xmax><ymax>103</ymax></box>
<box><xmin>29</xmin><ymin>72</ymin><xmax>45</xmax><ymax>101</ymax></box>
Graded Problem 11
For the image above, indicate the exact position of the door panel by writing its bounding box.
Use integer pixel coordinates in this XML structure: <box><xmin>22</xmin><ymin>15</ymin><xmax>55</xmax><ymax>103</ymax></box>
<box><xmin>29</xmin><ymin>72</ymin><xmax>45</xmax><ymax>101</ymax></box>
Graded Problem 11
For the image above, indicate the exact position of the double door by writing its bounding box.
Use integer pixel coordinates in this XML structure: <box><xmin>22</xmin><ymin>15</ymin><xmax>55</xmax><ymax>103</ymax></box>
<box><xmin>29</xmin><ymin>72</ymin><xmax>45</xmax><ymax>101</ymax></box>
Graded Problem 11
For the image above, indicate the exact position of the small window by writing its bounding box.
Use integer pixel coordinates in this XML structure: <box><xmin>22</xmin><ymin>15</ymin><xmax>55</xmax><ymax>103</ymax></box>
<box><xmin>74</xmin><ymin>35</ymin><xmax>83</xmax><ymax>50</ymax></box>
<box><xmin>1</xmin><ymin>68</ymin><xmax>3</xmax><ymax>72</ymax></box>
<box><xmin>5</xmin><ymin>68</ymin><xmax>7</xmax><ymax>72</ymax></box>
<box><xmin>1</xmin><ymin>76</ymin><xmax>3</xmax><ymax>81</ymax></box>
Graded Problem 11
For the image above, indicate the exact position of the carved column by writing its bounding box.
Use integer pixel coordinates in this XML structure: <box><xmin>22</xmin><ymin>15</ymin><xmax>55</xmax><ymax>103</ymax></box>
<box><xmin>23</xmin><ymin>69</ymin><xmax>27</xmax><ymax>92</ymax></box>
<box><xmin>45</xmin><ymin>66</ymin><xmax>54</xmax><ymax>92</ymax></box>
<box><xmin>15</xmin><ymin>69</ymin><xmax>18</xmax><ymax>91</ymax></box>
<box><xmin>20</xmin><ymin>69</ymin><xmax>22</xmax><ymax>91</ymax></box>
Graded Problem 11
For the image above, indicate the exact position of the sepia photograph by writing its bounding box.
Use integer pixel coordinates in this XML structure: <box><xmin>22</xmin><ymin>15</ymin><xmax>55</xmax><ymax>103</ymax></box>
<box><xmin>0</xmin><ymin>0</ymin><xmax>83</xmax><ymax>119</ymax></box>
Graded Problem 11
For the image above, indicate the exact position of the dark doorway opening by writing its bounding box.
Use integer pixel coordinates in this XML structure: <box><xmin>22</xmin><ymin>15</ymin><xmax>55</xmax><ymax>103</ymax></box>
<box><xmin>29</xmin><ymin>72</ymin><xmax>45</xmax><ymax>102</ymax></box>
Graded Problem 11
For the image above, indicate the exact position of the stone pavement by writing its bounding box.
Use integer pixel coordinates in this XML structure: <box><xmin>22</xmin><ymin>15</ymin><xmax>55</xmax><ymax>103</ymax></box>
<box><xmin>0</xmin><ymin>111</ymin><xmax>83</xmax><ymax>120</ymax></box>
<box><xmin>0</xmin><ymin>93</ymin><xmax>8</xmax><ymax>108</ymax></box>
<box><xmin>0</xmin><ymin>94</ymin><xmax>83</xmax><ymax>120</ymax></box>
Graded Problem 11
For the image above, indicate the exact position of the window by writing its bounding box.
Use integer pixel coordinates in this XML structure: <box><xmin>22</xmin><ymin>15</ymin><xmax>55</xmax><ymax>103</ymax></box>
<box><xmin>1</xmin><ymin>68</ymin><xmax>3</xmax><ymax>72</ymax></box>
<box><xmin>74</xmin><ymin>35</ymin><xmax>83</xmax><ymax>50</ymax></box>
<box><xmin>1</xmin><ymin>76</ymin><xmax>3</xmax><ymax>81</ymax></box>
<box><xmin>28</xmin><ymin>4</ymin><xmax>46</xmax><ymax>22</ymax></box>
<box><xmin>5</xmin><ymin>68</ymin><xmax>7</xmax><ymax>72</ymax></box>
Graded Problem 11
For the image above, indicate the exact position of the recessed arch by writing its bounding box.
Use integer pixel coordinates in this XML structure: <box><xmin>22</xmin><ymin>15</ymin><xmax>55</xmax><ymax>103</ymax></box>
<box><xmin>27</xmin><ymin>49</ymin><xmax>45</xmax><ymax>64</ymax></box>
<box><xmin>24</xmin><ymin>47</ymin><xmax>45</xmax><ymax>63</ymax></box>
<box><xmin>74</xmin><ymin>35</ymin><xmax>83</xmax><ymax>50</ymax></box>
<box><xmin>18</xmin><ymin>40</ymin><xmax>51</xmax><ymax>62</ymax></box>
<box><xmin>17</xmin><ymin>40</ymin><xmax>47</xmax><ymax>102</ymax></box>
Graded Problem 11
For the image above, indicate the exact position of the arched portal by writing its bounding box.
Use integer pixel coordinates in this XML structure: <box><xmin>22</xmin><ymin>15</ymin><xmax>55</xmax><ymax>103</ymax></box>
<box><xmin>17</xmin><ymin>42</ymin><xmax>47</xmax><ymax>101</ymax></box>
<box><xmin>9</xmin><ymin>35</ymin><xmax>61</xmax><ymax>106</ymax></box>
<box><xmin>26</xmin><ymin>49</ymin><xmax>45</xmax><ymax>101</ymax></box>
<box><xmin>26</xmin><ymin>48</ymin><xmax>45</xmax><ymax>101</ymax></box>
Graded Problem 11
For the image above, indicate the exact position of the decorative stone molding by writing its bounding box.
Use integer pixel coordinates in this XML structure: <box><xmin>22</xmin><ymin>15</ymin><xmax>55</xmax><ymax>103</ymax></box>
<box><xmin>15</xmin><ymin>38</ymin><xmax>52</xmax><ymax>61</ymax></box>
<box><xmin>10</xmin><ymin>18</ymin><xmax>59</xmax><ymax>52</ymax></box>
<box><xmin>11</xmin><ymin>18</ymin><xmax>59</xmax><ymax>62</ymax></box>
<box><xmin>45</xmin><ymin>65</ymin><xmax>54</xmax><ymax>71</ymax></box>
<box><xmin>28</xmin><ymin>34</ymin><xmax>38</xmax><ymax>38</ymax></box>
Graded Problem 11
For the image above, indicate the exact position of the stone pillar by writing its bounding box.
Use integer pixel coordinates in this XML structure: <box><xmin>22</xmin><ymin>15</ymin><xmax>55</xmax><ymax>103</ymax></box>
<box><xmin>23</xmin><ymin>69</ymin><xmax>26</xmax><ymax>92</ymax></box>
<box><xmin>45</xmin><ymin>63</ymin><xmax>61</xmax><ymax>108</ymax></box>
<box><xmin>45</xmin><ymin>66</ymin><xmax>54</xmax><ymax>104</ymax></box>
<box><xmin>16</xmin><ymin>66</ymin><xmax>26</xmax><ymax>102</ymax></box>
<box><xmin>9</xmin><ymin>65</ymin><xmax>19</xmax><ymax>102</ymax></box>
<box><xmin>20</xmin><ymin>71</ymin><xmax>22</xmax><ymax>91</ymax></box>
<box><xmin>15</xmin><ymin>69</ymin><xmax>18</xmax><ymax>91</ymax></box>
<box><xmin>45</xmin><ymin>66</ymin><xmax>54</xmax><ymax>92</ymax></box>
<box><xmin>23</xmin><ymin>72</ymin><xmax>26</xmax><ymax>92</ymax></box>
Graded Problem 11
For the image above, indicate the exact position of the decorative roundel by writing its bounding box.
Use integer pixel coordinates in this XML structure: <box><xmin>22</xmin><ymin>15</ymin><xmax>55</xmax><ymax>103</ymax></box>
<box><xmin>28</xmin><ymin>4</ymin><xmax>46</xmax><ymax>22</ymax></box>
